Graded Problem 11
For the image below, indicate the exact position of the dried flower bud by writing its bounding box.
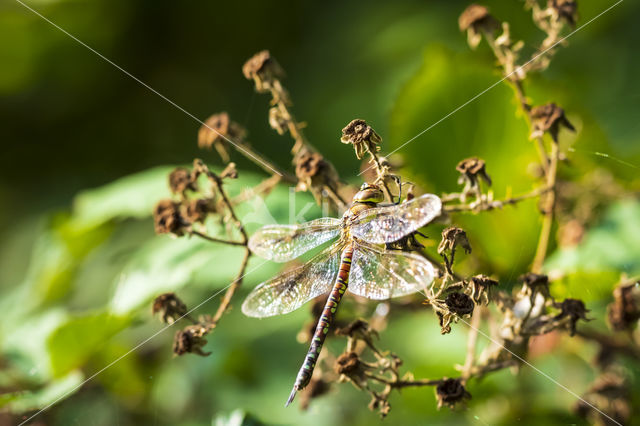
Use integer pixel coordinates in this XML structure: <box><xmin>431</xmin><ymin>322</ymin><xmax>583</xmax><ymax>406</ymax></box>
<box><xmin>530</xmin><ymin>103</ymin><xmax>575</xmax><ymax>143</ymax></box>
<box><xmin>469</xmin><ymin>274</ymin><xmax>499</xmax><ymax>305</ymax></box>
<box><xmin>295</xmin><ymin>152</ymin><xmax>328</xmax><ymax>181</ymax></box>
<box><xmin>555</xmin><ymin>298</ymin><xmax>589</xmax><ymax>336</ymax></box>
<box><xmin>520</xmin><ymin>272</ymin><xmax>549</xmax><ymax>288</ymax></box>
<box><xmin>456</xmin><ymin>157</ymin><xmax>492</xmax><ymax>188</ymax></box>
<box><xmin>548</xmin><ymin>0</ymin><xmax>578</xmax><ymax>27</ymax></box>
<box><xmin>294</xmin><ymin>152</ymin><xmax>341</xmax><ymax>208</ymax></box>
<box><xmin>242</xmin><ymin>50</ymin><xmax>285</xmax><ymax>93</ymax></box>
<box><xmin>220</xmin><ymin>162</ymin><xmax>238</xmax><ymax>180</ymax></box>
<box><xmin>435</xmin><ymin>378</ymin><xmax>471</xmax><ymax>409</ymax></box>
<box><xmin>334</xmin><ymin>351</ymin><xmax>361</xmax><ymax>375</ymax></box>
<box><xmin>607</xmin><ymin>283</ymin><xmax>640</xmax><ymax>331</ymax></box>
<box><xmin>153</xmin><ymin>199</ymin><xmax>187</xmax><ymax>235</ymax></box>
<box><xmin>198</xmin><ymin>112</ymin><xmax>247</xmax><ymax>162</ymax></box>
<box><xmin>152</xmin><ymin>293</ymin><xmax>188</xmax><ymax>324</ymax></box>
<box><xmin>341</xmin><ymin>119</ymin><xmax>382</xmax><ymax>160</ymax></box>
<box><xmin>445</xmin><ymin>292</ymin><xmax>475</xmax><ymax>316</ymax></box>
<box><xmin>168</xmin><ymin>167</ymin><xmax>197</xmax><ymax>195</ymax></box>
<box><xmin>437</xmin><ymin>227</ymin><xmax>472</xmax><ymax>256</ymax></box>
<box><xmin>182</xmin><ymin>198</ymin><xmax>214</xmax><ymax>224</ymax></box>
<box><xmin>173</xmin><ymin>324</ymin><xmax>211</xmax><ymax>357</ymax></box>
<box><xmin>368</xmin><ymin>394</ymin><xmax>392</xmax><ymax>418</ymax></box>
<box><xmin>458</xmin><ymin>4</ymin><xmax>499</xmax><ymax>49</ymax></box>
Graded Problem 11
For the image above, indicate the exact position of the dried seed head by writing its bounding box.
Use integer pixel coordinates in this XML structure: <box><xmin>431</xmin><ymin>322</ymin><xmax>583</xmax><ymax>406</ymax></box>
<box><xmin>295</xmin><ymin>152</ymin><xmax>328</xmax><ymax>181</ymax></box>
<box><xmin>168</xmin><ymin>167</ymin><xmax>197</xmax><ymax>195</ymax></box>
<box><xmin>607</xmin><ymin>282</ymin><xmax>640</xmax><ymax>331</ymax></box>
<box><xmin>198</xmin><ymin>112</ymin><xmax>247</xmax><ymax>162</ymax></box>
<box><xmin>242</xmin><ymin>50</ymin><xmax>285</xmax><ymax>93</ymax></box>
<box><xmin>456</xmin><ymin>157</ymin><xmax>492</xmax><ymax>188</ymax></box>
<box><xmin>548</xmin><ymin>0</ymin><xmax>578</xmax><ymax>27</ymax></box>
<box><xmin>445</xmin><ymin>292</ymin><xmax>475</xmax><ymax>316</ymax></box>
<box><xmin>555</xmin><ymin>298</ymin><xmax>590</xmax><ymax>336</ymax></box>
<box><xmin>152</xmin><ymin>293</ymin><xmax>188</xmax><ymax>324</ymax></box>
<box><xmin>469</xmin><ymin>274</ymin><xmax>499</xmax><ymax>305</ymax></box>
<box><xmin>437</xmin><ymin>227</ymin><xmax>472</xmax><ymax>256</ymax></box>
<box><xmin>334</xmin><ymin>351</ymin><xmax>361</xmax><ymax>375</ymax></box>
<box><xmin>182</xmin><ymin>198</ymin><xmax>214</xmax><ymax>224</ymax></box>
<box><xmin>173</xmin><ymin>324</ymin><xmax>210</xmax><ymax>356</ymax></box>
<box><xmin>458</xmin><ymin>4</ymin><xmax>499</xmax><ymax>49</ymax></box>
<box><xmin>530</xmin><ymin>103</ymin><xmax>575</xmax><ymax>142</ymax></box>
<box><xmin>153</xmin><ymin>199</ymin><xmax>187</xmax><ymax>235</ymax></box>
<box><xmin>341</xmin><ymin>119</ymin><xmax>382</xmax><ymax>159</ymax></box>
<box><xmin>435</xmin><ymin>378</ymin><xmax>471</xmax><ymax>409</ymax></box>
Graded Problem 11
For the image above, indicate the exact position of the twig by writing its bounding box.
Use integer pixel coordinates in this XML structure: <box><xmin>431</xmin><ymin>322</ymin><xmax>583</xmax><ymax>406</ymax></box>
<box><xmin>209</xmin><ymin>248</ymin><xmax>252</xmax><ymax>327</ymax></box>
<box><xmin>532</xmin><ymin>142</ymin><xmax>558</xmax><ymax>272</ymax></box>
<box><xmin>444</xmin><ymin>185</ymin><xmax>551</xmax><ymax>213</ymax></box>
<box><xmin>188</xmin><ymin>229</ymin><xmax>246</xmax><ymax>246</ymax></box>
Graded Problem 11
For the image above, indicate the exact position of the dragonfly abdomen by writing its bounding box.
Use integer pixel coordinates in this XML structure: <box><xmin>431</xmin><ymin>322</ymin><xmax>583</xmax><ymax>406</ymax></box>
<box><xmin>286</xmin><ymin>244</ymin><xmax>354</xmax><ymax>406</ymax></box>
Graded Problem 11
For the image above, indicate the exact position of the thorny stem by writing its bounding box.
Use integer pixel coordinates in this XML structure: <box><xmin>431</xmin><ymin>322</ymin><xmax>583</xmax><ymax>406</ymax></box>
<box><xmin>532</xmin><ymin>142</ymin><xmax>559</xmax><ymax>272</ymax></box>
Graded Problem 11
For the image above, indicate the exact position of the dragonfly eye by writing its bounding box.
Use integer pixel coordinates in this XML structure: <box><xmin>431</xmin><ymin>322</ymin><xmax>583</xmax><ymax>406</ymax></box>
<box><xmin>353</xmin><ymin>185</ymin><xmax>384</xmax><ymax>204</ymax></box>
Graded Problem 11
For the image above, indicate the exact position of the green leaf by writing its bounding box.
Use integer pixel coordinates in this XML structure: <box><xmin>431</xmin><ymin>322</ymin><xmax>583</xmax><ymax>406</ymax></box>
<box><xmin>389</xmin><ymin>45</ymin><xmax>540</xmax><ymax>278</ymax></box>
<box><xmin>0</xmin><ymin>371</ymin><xmax>84</xmax><ymax>414</ymax></box>
<box><xmin>546</xmin><ymin>200</ymin><xmax>640</xmax><ymax>275</ymax></box>
<box><xmin>47</xmin><ymin>311</ymin><xmax>132</xmax><ymax>377</ymax></box>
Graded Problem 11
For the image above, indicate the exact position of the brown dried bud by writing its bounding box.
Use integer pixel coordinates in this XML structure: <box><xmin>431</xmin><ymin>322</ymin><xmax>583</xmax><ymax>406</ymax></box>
<box><xmin>555</xmin><ymin>298</ymin><xmax>590</xmax><ymax>336</ymax></box>
<box><xmin>242</xmin><ymin>50</ymin><xmax>285</xmax><ymax>93</ymax></box>
<box><xmin>435</xmin><ymin>378</ymin><xmax>471</xmax><ymax>409</ymax></box>
<box><xmin>368</xmin><ymin>394</ymin><xmax>392</xmax><ymax>418</ymax></box>
<box><xmin>183</xmin><ymin>198</ymin><xmax>214</xmax><ymax>224</ymax></box>
<box><xmin>153</xmin><ymin>199</ymin><xmax>187</xmax><ymax>235</ymax></box>
<box><xmin>548</xmin><ymin>0</ymin><xmax>578</xmax><ymax>27</ymax></box>
<box><xmin>198</xmin><ymin>112</ymin><xmax>247</xmax><ymax>162</ymax></box>
<box><xmin>437</xmin><ymin>227</ymin><xmax>472</xmax><ymax>256</ymax></box>
<box><xmin>168</xmin><ymin>167</ymin><xmax>196</xmax><ymax>195</ymax></box>
<box><xmin>456</xmin><ymin>157</ymin><xmax>492</xmax><ymax>187</ymax></box>
<box><xmin>173</xmin><ymin>324</ymin><xmax>210</xmax><ymax>357</ymax></box>
<box><xmin>574</xmin><ymin>371</ymin><xmax>630</xmax><ymax>425</ymax></box>
<box><xmin>295</xmin><ymin>152</ymin><xmax>329</xmax><ymax>181</ymax></box>
<box><xmin>152</xmin><ymin>293</ymin><xmax>188</xmax><ymax>324</ymax></box>
<box><xmin>520</xmin><ymin>272</ymin><xmax>548</xmax><ymax>287</ymax></box>
<box><xmin>469</xmin><ymin>274</ymin><xmax>499</xmax><ymax>305</ymax></box>
<box><xmin>458</xmin><ymin>5</ymin><xmax>499</xmax><ymax>49</ymax></box>
<box><xmin>334</xmin><ymin>351</ymin><xmax>361</xmax><ymax>375</ymax></box>
<box><xmin>445</xmin><ymin>292</ymin><xmax>475</xmax><ymax>316</ymax></box>
<box><xmin>530</xmin><ymin>103</ymin><xmax>575</xmax><ymax>142</ymax></box>
<box><xmin>607</xmin><ymin>283</ymin><xmax>640</xmax><ymax>331</ymax></box>
<box><xmin>341</xmin><ymin>119</ymin><xmax>382</xmax><ymax>159</ymax></box>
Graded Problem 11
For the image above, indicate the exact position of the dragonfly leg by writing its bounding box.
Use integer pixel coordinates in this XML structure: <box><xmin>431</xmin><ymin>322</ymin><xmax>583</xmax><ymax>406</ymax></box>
<box><xmin>285</xmin><ymin>244</ymin><xmax>354</xmax><ymax>407</ymax></box>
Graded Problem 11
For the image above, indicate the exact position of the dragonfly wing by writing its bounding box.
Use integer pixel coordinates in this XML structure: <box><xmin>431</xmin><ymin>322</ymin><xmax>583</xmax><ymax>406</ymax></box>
<box><xmin>348</xmin><ymin>242</ymin><xmax>436</xmax><ymax>300</ymax></box>
<box><xmin>242</xmin><ymin>244</ymin><xmax>343</xmax><ymax>318</ymax></box>
<box><xmin>248</xmin><ymin>218</ymin><xmax>341</xmax><ymax>262</ymax></box>
<box><xmin>350</xmin><ymin>194</ymin><xmax>442</xmax><ymax>244</ymax></box>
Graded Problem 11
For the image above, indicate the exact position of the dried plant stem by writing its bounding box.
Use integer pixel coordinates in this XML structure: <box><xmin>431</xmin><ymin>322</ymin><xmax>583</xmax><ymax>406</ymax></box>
<box><xmin>209</xmin><ymin>248</ymin><xmax>252</xmax><ymax>327</ymax></box>
<box><xmin>461</xmin><ymin>307</ymin><xmax>482</xmax><ymax>381</ymax></box>
<box><xmin>532</xmin><ymin>142</ymin><xmax>558</xmax><ymax>272</ymax></box>
<box><xmin>189</xmin><ymin>230</ymin><xmax>246</xmax><ymax>246</ymax></box>
<box><xmin>365</xmin><ymin>373</ymin><xmax>442</xmax><ymax>388</ymax></box>
<box><xmin>444</xmin><ymin>185</ymin><xmax>551</xmax><ymax>213</ymax></box>
<box><xmin>366</xmin><ymin>145</ymin><xmax>395</xmax><ymax>203</ymax></box>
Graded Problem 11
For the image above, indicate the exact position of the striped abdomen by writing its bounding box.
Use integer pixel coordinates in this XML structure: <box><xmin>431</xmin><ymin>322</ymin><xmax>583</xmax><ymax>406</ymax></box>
<box><xmin>286</xmin><ymin>244</ymin><xmax>354</xmax><ymax>406</ymax></box>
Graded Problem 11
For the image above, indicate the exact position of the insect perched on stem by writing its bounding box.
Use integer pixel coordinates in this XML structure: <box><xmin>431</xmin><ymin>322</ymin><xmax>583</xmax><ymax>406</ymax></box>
<box><xmin>242</xmin><ymin>183</ymin><xmax>442</xmax><ymax>406</ymax></box>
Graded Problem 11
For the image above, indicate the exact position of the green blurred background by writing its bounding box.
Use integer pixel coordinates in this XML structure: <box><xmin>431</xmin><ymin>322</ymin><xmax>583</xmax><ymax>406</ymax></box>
<box><xmin>1</xmin><ymin>0</ymin><xmax>639</xmax><ymax>425</ymax></box>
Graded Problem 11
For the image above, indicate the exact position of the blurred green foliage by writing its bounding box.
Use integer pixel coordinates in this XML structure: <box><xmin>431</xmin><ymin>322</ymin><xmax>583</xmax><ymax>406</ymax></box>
<box><xmin>1</xmin><ymin>0</ymin><xmax>639</xmax><ymax>425</ymax></box>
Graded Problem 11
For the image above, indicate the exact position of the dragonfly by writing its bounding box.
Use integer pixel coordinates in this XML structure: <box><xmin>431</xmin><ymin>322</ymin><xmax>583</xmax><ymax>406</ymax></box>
<box><xmin>242</xmin><ymin>183</ymin><xmax>442</xmax><ymax>406</ymax></box>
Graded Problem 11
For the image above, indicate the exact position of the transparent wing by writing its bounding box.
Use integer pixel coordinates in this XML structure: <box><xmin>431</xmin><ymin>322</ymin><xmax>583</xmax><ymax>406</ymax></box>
<box><xmin>242</xmin><ymin>243</ymin><xmax>343</xmax><ymax>318</ymax></box>
<box><xmin>248</xmin><ymin>218</ymin><xmax>341</xmax><ymax>262</ymax></box>
<box><xmin>348</xmin><ymin>242</ymin><xmax>436</xmax><ymax>300</ymax></box>
<box><xmin>350</xmin><ymin>194</ymin><xmax>442</xmax><ymax>244</ymax></box>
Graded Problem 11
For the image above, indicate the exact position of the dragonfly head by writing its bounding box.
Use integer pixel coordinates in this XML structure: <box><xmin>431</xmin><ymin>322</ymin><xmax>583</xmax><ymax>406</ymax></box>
<box><xmin>353</xmin><ymin>183</ymin><xmax>385</xmax><ymax>205</ymax></box>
